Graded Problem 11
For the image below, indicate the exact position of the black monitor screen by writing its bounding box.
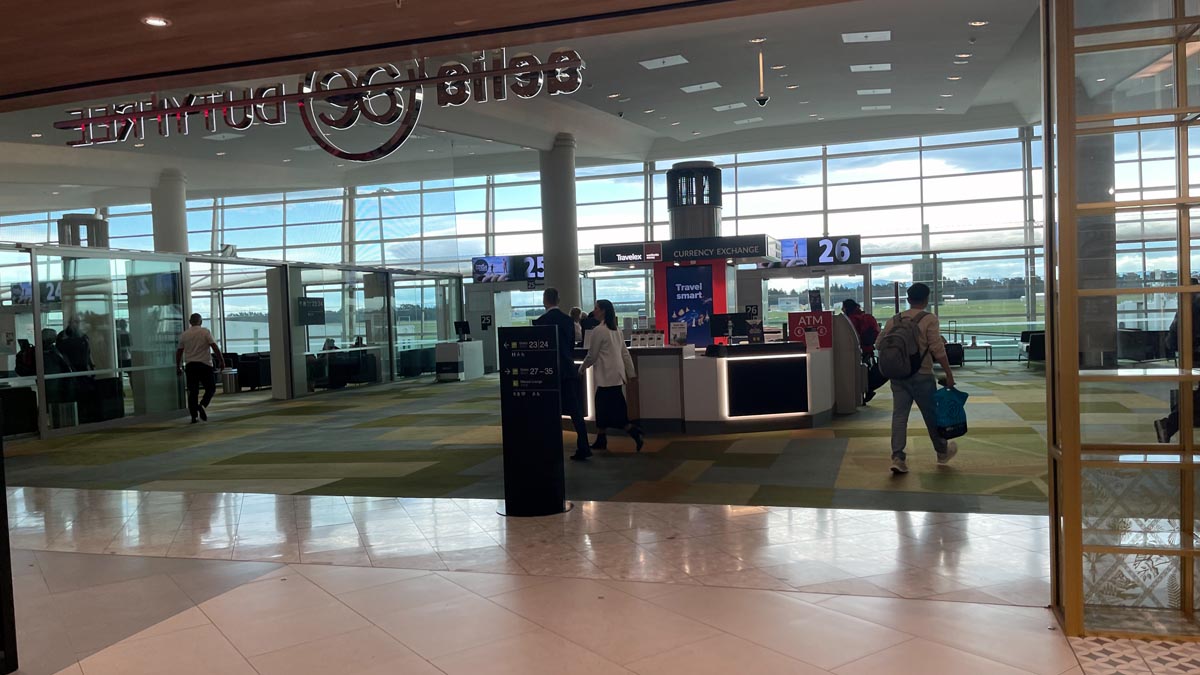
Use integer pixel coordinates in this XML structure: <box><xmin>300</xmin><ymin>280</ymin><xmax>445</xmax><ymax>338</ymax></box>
<box><xmin>454</xmin><ymin>320</ymin><xmax>470</xmax><ymax>335</ymax></box>
<box><xmin>709</xmin><ymin>314</ymin><xmax>731</xmax><ymax>338</ymax></box>
<box><xmin>730</xmin><ymin>313</ymin><xmax>750</xmax><ymax>336</ymax></box>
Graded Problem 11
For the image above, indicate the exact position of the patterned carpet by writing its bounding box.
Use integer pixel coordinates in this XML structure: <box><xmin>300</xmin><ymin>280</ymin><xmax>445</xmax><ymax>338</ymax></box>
<box><xmin>4</xmin><ymin>363</ymin><xmax>1055</xmax><ymax>514</ymax></box>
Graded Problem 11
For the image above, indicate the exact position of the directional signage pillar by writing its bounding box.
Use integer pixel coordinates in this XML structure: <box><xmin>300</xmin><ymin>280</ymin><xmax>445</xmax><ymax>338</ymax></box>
<box><xmin>498</xmin><ymin>326</ymin><xmax>568</xmax><ymax>517</ymax></box>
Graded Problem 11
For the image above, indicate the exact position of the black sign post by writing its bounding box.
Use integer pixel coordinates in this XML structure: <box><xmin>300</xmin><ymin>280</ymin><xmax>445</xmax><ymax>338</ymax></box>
<box><xmin>498</xmin><ymin>326</ymin><xmax>570</xmax><ymax>517</ymax></box>
<box><xmin>0</xmin><ymin>409</ymin><xmax>17</xmax><ymax>674</ymax></box>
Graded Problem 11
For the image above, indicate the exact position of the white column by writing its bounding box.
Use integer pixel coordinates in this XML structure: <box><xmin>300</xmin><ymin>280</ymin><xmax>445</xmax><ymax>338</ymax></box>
<box><xmin>539</xmin><ymin>133</ymin><xmax>580</xmax><ymax>310</ymax></box>
<box><xmin>151</xmin><ymin>168</ymin><xmax>188</xmax><ymax>254</ymax></box>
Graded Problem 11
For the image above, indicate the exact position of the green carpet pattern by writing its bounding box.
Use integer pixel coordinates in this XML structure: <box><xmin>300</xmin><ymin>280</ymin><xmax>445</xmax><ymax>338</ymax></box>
<box><xmin>5</xmin><ymin>364</ymin><xmax>1064</xmax><ymax>514</ymax></box>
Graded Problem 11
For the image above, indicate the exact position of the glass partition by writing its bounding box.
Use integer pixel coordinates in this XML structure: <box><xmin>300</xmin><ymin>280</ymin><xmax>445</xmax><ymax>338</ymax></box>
<box><xmin>34</xmin><ymin>250</ymin><xmax>185</xmax><ymax>430</ymax></box>
<box><xmin>296</xmin><ymin>267</ymin><xmax>388</xmax><ymax>394</ymax></box>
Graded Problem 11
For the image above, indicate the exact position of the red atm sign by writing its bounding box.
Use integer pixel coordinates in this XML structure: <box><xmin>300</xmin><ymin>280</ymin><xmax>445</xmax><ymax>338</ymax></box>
<box><xmin>788</xmin><ymin>311</ymin><xmax>833</xmax><ymax>349</ymax></box>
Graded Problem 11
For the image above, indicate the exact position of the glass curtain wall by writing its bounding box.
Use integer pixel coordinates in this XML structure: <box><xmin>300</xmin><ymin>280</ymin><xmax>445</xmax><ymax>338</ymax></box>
<box><xmin>1049</xmin><ymin>0</ymin><xmax>1200</xmax><ymax>637</ymax></box>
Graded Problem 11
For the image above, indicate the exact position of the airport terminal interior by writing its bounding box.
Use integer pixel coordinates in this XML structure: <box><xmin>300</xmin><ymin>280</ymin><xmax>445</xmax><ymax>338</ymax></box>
<box><xmin>1</xmin><ymin>0</ymin><xmax>1199</xmax><ymax>673</ymax></box>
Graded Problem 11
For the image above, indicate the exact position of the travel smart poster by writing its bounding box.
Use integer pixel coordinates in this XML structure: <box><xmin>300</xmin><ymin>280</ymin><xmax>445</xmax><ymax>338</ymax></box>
<box><xmin>665</xmin><ymin>264</ymin><xmax>714</xmax><ymax>346</ymax></box>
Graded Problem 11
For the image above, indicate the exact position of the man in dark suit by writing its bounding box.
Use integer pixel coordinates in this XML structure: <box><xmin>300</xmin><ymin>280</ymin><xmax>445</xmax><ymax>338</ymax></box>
<box><xmin>534</xmin><ymin>288</ymin><xmax>591</xmax><ymax>460</ymax></box>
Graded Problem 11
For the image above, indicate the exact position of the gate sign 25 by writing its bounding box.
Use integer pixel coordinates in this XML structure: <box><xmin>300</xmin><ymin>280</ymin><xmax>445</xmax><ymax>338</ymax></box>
<box><xmin>769</xmin><ymin>235</ymin><xmax>861</xmax><ymax>269</ymax></box>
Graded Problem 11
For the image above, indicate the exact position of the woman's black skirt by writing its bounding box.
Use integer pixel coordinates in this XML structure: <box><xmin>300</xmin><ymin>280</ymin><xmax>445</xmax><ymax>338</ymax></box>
<box><xmin>594</xmin><ymin>385</ymin><xmax>628</xmax><ymax>430</ymax></box>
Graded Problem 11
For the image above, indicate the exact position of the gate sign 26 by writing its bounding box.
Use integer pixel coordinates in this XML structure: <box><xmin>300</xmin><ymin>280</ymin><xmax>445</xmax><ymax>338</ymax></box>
<box><xmin>768</xmin><ymin>235</ymin><xmax>861</xmax><ymax>269</ymax></box>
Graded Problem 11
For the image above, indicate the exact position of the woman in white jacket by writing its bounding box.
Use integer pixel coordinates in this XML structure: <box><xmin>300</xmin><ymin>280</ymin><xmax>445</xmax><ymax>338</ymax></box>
<box><xmin>578</xmin><ymin>299</ymin><xmax>644</xmax><ymax>454</ymax></box>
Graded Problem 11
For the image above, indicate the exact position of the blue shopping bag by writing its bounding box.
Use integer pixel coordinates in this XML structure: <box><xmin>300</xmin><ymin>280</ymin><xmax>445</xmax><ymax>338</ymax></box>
<box><xmin>934</xmin><ymin>386</ymin><xmax>969</xmax><ymax>439</ymax></box>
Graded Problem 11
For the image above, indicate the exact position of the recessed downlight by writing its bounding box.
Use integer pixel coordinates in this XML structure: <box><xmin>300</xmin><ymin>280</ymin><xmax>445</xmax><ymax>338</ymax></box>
<box><xmin>1096</xmin><ymin>77</ymin><xmax>1107</xmax><ymax>82</ymax></box>
<box><xmin>51</xmin><ymin>191</ymin><xmax>60</xmax><ymax>195</ymax></box>
<box><xmin>29</xmin><ymin>133</ymin><xmax>42</xmax><ymax>138</ymax></box>
<box><xmin>141</xmin><ymin>16</ymin><xmax>170</xmax><ymax>27</ymax></box>
<box><xmin>670</xmin><ymin>121</ymin><xmax>681</xmax><ymax>126</ymax></box>
<box><xmin>692</xmin><ymin>131</ymin><xmax>701</xmax><ymax>135</ymax></box>
<box><xmin>749</xmin><ymin>37</ymin><xmax>767</xmax><ymax>44</ymax></box>
<box><xmin>968</xmin><ymin>20</ymin><xmax>989</xmax><ymax>27</ymax></box>
<box><xmin>953</xmin><ymin>60</ymin><xmax>969</xmax><ymax>65</ymax></box>
<box><xmin>946</xmin><ymin>76</ymin><xmax>962</xmax><ymax>81</ymax></box>
<box><xmin>769</xmin><ymin>64</ymin><xmax>786</xmax><ymax>70</ymax></box>
<box><xmin>955</xmin><ymin>53</ymin><xmax>973</xmax><ymax>59</ymax></box>
<box><xmin>935</xmin><ymin>106</ymin><xmax>945</xmax><ymax>111</ymax></box>
<box><xmin>215</xmin><ymin>151</ymin><xmax>226</xmax><ymax>156</ymax></box>
<box><xmin>282</xmin><ymin>158</ymin><xmax>291</xmax><ymax>163</ymax></box>
<box><xmin>643</xmin><ymin>108</ymin><xmax>656</xmax><ymax>113</ymax></box>
<box><xmin>809</xmin><ymin>113</ymin><xmax>819</xmax><ymax>117</ymax></box>
<box><xmin>607</xmin><ymin>93</ymin><xmax>621</xmax><ymax>99</ymax></box>
<box><xmin>786</xmin><ymin>84</ymin><xmax>800</xmax><ymax>90</ymax></box>
<box><xmin>133</xmin><ymin>143</ymin><xmax>145</xmax><ymax>148</ymax></box>
<box><xmin>939</xmin><ymin>93</ymin><xmax>954</xmax><ymax>98</ymax></box>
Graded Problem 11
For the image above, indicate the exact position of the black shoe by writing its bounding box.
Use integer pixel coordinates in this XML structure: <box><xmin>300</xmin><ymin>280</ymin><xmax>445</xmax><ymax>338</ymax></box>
<box><xmin>864</xmin><ymin>391</ymin><xmax>876</xmax><ymax>404</ymax></box>
<box><xmin>631</xmin><ymin>428</ymin><xmax>644</xmax><ymax>453</ymax></box>
<box><xmin>570</xmin><ymin>450</ymin><xmax>592</xmax><ymax>461</ymax></box>
<box><xmin>590</xmin><ymin>437</ymin><xmax>607</xmax><ymax>450</ymax></box>
<box><xmin>199</xmin><ymin>407</ymin><xmax>208</xmax><ymax>422</ymax></box>
<box><xmin>190</xmin><ymin>417</ymin><xmax>199</xmax><ymax>424</ymax></box>
<box><xmin>1154</xmin><ymin>418</ymin><xmax>1172</xmax><ymax>444</ymax></box>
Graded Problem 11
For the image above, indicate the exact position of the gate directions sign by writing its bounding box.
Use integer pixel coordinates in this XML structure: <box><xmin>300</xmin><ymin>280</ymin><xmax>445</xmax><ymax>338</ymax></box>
<box><xmin>52</xmin><ymin>48</ymin><xmax>584</xmax><ymax>163</ymax></box>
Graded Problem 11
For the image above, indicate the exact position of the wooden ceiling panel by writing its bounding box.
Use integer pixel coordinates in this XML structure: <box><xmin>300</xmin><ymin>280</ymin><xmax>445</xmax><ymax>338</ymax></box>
<box><xmin>2</xmin><ymin>0</ymin><xmax>845</xmax><ymax>111</ymax></box>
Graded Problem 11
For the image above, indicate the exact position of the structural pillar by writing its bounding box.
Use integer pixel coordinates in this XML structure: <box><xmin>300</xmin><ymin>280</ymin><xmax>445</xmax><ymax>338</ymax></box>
<box><xmin>151</xmin><ymin>169</ymin><xmax>189</xmax><ymax>254</ymax></box>
<box><xmin>539</xmin><ymin>133</ymin><xmax>580</xmax><ymax>310</ymax></box>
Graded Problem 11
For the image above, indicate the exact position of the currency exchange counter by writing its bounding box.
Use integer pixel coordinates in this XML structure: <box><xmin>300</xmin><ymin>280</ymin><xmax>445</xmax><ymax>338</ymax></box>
<box><xmin>569</xmin><ymin>342</ymin><xmax>834</xmax><ymax>434</ymax></box>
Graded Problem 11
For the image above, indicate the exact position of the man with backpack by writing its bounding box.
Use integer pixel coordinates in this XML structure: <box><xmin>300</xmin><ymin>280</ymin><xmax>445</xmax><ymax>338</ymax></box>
<box><xmin>877</xmin><ymin>283</ymin><xmax>957</xmax><ymax>475</ymax></box>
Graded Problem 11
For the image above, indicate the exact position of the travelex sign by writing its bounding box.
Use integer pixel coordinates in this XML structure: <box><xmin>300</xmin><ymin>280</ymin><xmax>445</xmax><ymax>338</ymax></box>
<box><xmin>51</xmin><ymin>48</ymin><xmax>584</xmax><ymax>162</ymax></box>
<box><xmin>594</xmin><ymin>235</ymin><xmax>781</xmax><ymax>266</ymax></box>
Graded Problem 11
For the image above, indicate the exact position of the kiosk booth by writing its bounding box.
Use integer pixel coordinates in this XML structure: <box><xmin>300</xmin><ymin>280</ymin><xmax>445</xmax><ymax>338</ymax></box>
<box><xmin>463</xmin><ymin>253</ymin><xmax>545</xmax><ymax>373</ymax></box>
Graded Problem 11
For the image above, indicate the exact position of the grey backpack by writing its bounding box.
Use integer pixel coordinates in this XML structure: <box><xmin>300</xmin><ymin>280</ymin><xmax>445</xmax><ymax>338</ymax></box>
<box><xmin>876</xmin><ymin>311</ymin><xmax>929</xmax><ymax>380</ymax></box>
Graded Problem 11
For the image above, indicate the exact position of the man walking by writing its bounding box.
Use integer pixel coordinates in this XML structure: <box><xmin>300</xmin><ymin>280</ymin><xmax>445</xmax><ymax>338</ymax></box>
<box><xmin>533</xmin><ymin>288</ymin><xmax>591</xmax><ymax>460</ymax></box>
<box><xmin>176</xmin><ymin>313</ymin><xmax>225</xmax><ymax>424</ymax></box>
<box><xmin>878</xmin><ymin>283</ymin><xmax>957</xmax><ymax>474</ymax></box>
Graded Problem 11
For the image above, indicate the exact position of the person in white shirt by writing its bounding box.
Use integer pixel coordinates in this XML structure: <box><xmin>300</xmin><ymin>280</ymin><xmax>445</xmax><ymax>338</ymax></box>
<box><xmin>175</xmin><ymin>313</ymin><xmax>225</xmax><ymax>424</ymax></box>
<box><xmin>569</xmin><ymin>307</ymin><xmax>584</xmax><ymax>345</ymax></box>
<box><xmin>578</xmin><ymin>299</ymin><xmax>644</xmax><ymax>452</ymax></box>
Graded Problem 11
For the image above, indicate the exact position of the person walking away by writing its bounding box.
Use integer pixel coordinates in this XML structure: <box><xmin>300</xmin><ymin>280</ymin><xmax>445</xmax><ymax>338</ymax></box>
<box><xmin>842</xmin><ymin>299</ymin><xmax>882</xmax><ymax>402</ymax></box>
<box><xmin>578</xmin><ymin>299</ymin><xmax>644</xmax><ymax>452</ymax></box>
<box><xmin>1156</xmin><ymin>281</ymin><xmax>1200</xmax><ymax>442</ymax></box>
<box><xmin>876</xmin><ymin>283</ymin><xmax>957</xmax><ymax>474</ymax></box>
<box><xmin>176</xmin><ymin>313</ymin><xmax>225</xmax><ymax>423</ymax></box>
<box><xmin>533</xmin><ymin>289</ymin><xmax>591</xmax><ymax>460</ymax></box>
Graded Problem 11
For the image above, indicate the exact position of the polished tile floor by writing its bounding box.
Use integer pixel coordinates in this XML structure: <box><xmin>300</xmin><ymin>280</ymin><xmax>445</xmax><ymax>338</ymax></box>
<box><xmin>8</xmin><ymin>487</ymin><xmax>1052</xmax><ymax>603</ymax></box>
<box><xmin>5</xmin><ymin>487</ymin><xmax>1195</xmax><ymax>674</ymax></box>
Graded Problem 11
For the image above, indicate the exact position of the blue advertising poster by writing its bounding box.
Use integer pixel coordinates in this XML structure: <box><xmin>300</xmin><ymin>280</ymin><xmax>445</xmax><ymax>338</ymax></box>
<box><xmin>665</xmin><ymin>264</ymin><xmax>714</xmax><ymax>346</ymax></box>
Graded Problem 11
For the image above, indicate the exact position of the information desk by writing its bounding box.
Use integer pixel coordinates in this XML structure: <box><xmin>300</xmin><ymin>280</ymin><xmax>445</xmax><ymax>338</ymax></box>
<box><xmin>435</xmin><ymin>340</ymin><xmax>485</xmax><ymax>382</ymax></box>
<box><xmin>570</xmin><ymin>343</ymin><xmax>833</xmax><ymax>434</ymax></box>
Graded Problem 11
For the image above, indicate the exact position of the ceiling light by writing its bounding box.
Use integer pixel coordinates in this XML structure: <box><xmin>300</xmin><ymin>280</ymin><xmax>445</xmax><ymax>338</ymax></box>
<box><xmin>133</xmin><ymin>143</ymin><xmax>144</xmax><ymax>148</ymax></box>
<box><xmin>484</xmin><ymin>139</ymin><xmax>494</xmax><ymax>142</ymax></box>
<box><xmin>337</xmin><ymin>163</ymin><xmax>345</xmax><ymax>167</ymax></box>
<box><xmin>850</xmin><ymin>63</ymin><xmax>891</xmax><ymax>73</ymax></box>
<box><xmin>968</xmin><ymin>20</ymin><xmax>989</xmax><ymax>27</ymax></box>
<box><xmin>436</xmin><ymin>129</ymin><xmax>447</xmax><ymax>133</ymax></box>
<box><xmin>643</xmin><ymin>108</ymin><xmax>655</xmax><ymax>113</ymax></box>
<box><xmin>692</xmin><ymin>131</ymin><xmax>701</xmax><ymax>136</ymax></box>
<box><xmin>282</xmin><ymin>159</ymin><xmax>291</xmax><ymax>163</ymax></box>
<box><xmin>1096</xmin><ymin>77</ymin><xmax>1107</xmax><ymax>82</ymax></box>
<box><xmin>749</xmin><ymin>37</ymin><xmax>767</xmax><ymax>44</ymax></box>
<box><xmin>29</xmin><ymin>132</ymin><xmax>42</xmax><ymax>138</ymax></box>
<box><xmin>681</xmin><ymin>81</ymin><xmax>721</xmax><ymax>93</ymax></box>
<box><xmin>953</xmin><ymin>60</ymin><xmax>969</xmax><ymax>65</ymax></box>
<box><xmin>607</xmin><ymin>93</ymin><xmax>621</xmax><ymax>99</ymax></box>
<box><xmin>842</xmin><ymin>31</ymin><xmax>891</xmax><ymax>44</ymax></box>
<box><xmin>809</xmin><ymin>113</ymin><xmax>819</xmax><ymax>117</ymax></box>
<box><xmin>1166</xmin><ymin>82</ymin><xmax>1174</xmax><ymax>87</ymax></box>
<box><xmin>468</xmin><ymin>151</ymin><xmax>476</xmax><ymax>155</ymax></box>
<box><xmin>946</xmin><ymin>76</ymin><xmax>962</xmax><ymax>81</ymax></box>
<box><xmin>861</xmin><ymin>105</ymin><xmax>892</xmax><ymax>111</ymax></box>
<box><xmin>51</xmin><ymin>191</ymin><xmax>60</xmax><ymax>195</ymax></box>
<box><xmin>141</xmin><ymin>16</ymin><xmax>170</xmax><ymax>27</ymax></box>
<box><xmin>427</xmin><ymin>149</ymin><xmax>436</xmax><ymax>152</ymax></box>
<box><xmin>857</xmin><ymin>88</ymin><xmax>892</xmax><ymax>95</ymax></box>
<box><xmin>628</xmin><ymin>264</ymin><xmax>635</xmax><ymax>269</ymax></box>
<box><xmin>798</xmin><ymin>100</ymin><xmax>809</xmax><ymax>104</ymax></box>
<box><xmin>733</xmin><ymin>117</ymin><xmax>764</xmax><ymax>125</ymax></box>
<box><xmin>955</xmin><ymin>53</ymin><xmax>973</xmax><ymax>59</ymax></box>
<box><xmin>215</xmin><ymin>152</ymin><xmax>226</xmax><ymax>156</ymax></box>
<box><xmin>935</xmin><ymin>106</ymin><xmax>945</xmax><ymax>111</ymax></box>
<box><xmin>618</xmin><ymin>97</ymin><xmax>631</xmax><ymax>103</ymax></box>
<box><xmin>817</xmin><ymin>117</ymin><xmax>825</xmax><ymax>121</ymax></box>
<box><xmin>712</xmin><ymin>102</ymin><xmax>747</xmax><ymax>112</ymax></box>
<box><xmin>639</xmin><ymin>55</ymin><xmax>689</xmax><ymax>70</ymax></box>
<box><xmin>670</xmin><ymin>121</ymin><xmax>681</xmax><ymax>126</ymax></box>
<box><xmin>940</xmin><ymin>93</ymin><xmax>954</xmax><ymax>97</ymax></box>
<box><xmin>770</xmin><ymin>64</ymin><xmax>786</xmax><ymax>70</ymax></box>
<box><xmin>786</xmin><ymin>84</ymin><xmax>800</xmax><ymax>90</ymax></box>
